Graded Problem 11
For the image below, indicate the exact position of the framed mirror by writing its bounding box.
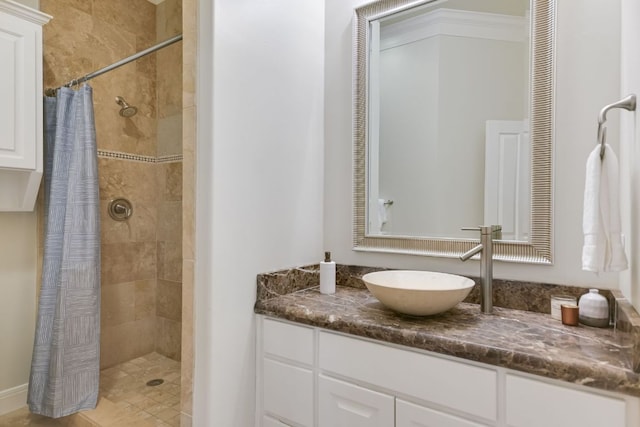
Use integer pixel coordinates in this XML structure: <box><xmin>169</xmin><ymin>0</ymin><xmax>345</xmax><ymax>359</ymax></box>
<box><xmin>353</xmin><ymin>0</ymin><xmax>554</xmax><ymax>264</ymax></box>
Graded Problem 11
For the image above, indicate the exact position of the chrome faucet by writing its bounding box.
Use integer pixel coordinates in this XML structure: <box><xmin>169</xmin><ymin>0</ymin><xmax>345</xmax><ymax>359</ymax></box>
<box><xmin>459</xmin><ymin>225</ymin><xmax>502</xmax><ymax>314</ymax></box>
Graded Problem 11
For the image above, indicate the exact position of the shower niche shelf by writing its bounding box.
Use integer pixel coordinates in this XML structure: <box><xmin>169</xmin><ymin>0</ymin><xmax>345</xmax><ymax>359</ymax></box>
<box><xmin>0</xmin><ymin>1</ymin><xmax>50</xmax><ymax>211</ymax></box>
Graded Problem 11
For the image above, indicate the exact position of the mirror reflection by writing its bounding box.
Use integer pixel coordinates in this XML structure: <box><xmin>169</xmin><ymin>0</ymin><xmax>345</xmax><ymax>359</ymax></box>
<box><xmin>367</xmin><ymin>0</ymin><xmax>531</xmax><ymax>241</ymax></box>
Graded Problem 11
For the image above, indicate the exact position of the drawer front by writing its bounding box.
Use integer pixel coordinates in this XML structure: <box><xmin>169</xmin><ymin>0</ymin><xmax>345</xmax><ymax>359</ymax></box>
<box><xmin>397</xmin><ymin>399</ymin><xmax>490</xmax><ymax>427</ymax></box>
<box><xmin>319</xmin><ymin>331</ymin><xmax>497</xmax><ymax>421</ymax></box>
<box><xmin>506</xmin><ymin>374</ymin><xmax>626</xmax><ymax>427</ymax></box>
<box><xmin>319</xmin><ymin>375</ymin><xmax>394</xmax><ymax>427</ymax></box>
<box><xmin>263</xmin><ymin>317</ymin><xmax>314</xmax><ymax>365</ymax></box>
<box><xmin>263</xmin><ymin>358</ymin><xmax>313</xmax><ymax>427</ymax></box>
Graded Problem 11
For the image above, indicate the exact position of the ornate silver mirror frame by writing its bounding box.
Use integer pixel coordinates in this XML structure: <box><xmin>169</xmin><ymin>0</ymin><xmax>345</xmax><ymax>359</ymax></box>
<box><xmin>353</xmin><ymin>0</ymin><xmax>554</xmax><ymax>264</ymax></box>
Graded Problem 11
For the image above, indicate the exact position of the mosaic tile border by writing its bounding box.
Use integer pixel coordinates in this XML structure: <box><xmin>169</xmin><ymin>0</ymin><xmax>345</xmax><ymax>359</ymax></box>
<box><xmin>98</xmin><ymin>149</ymin><xmax>183</xmax><ymax>164</ymax></box>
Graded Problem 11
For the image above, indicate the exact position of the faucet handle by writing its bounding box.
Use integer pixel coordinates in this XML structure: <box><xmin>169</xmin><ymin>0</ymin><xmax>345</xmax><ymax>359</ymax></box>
<box><xmin>461</xmin><ymin>226</ymin><xmax>481</xmax><ymax>232</ymax></box>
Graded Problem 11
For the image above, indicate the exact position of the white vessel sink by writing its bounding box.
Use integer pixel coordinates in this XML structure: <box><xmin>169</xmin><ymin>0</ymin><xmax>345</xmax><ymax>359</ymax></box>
<box><xmin>361</xmin><ymin>270</ymin><xmax>475</xmax><ymax>316</ymax></box>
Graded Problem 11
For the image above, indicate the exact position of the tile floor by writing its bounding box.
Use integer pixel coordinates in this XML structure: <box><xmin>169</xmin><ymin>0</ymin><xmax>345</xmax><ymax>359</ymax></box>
<box><xmin>0</xmin><ymin>352</ymin><xmax>181</xmax><ymax>427</ymax></box>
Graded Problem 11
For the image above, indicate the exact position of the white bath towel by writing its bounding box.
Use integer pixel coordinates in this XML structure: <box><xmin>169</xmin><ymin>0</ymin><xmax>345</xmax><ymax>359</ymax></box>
<box><xmin>582</xmin><ymin>143</ymin><xmax>628</xmax><ymax>273</ymax></box>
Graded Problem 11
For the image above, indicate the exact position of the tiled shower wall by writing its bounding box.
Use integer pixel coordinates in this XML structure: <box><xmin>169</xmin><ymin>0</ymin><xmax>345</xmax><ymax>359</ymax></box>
<box><xmin>41</xmin><ymin>0</ymin><xmax>182</xmax><ymax>369</ymax></box>
<box><xmin>156</xmin><ymin>0</ymin><xmax>184</xmax><ymax>362</ymax></box>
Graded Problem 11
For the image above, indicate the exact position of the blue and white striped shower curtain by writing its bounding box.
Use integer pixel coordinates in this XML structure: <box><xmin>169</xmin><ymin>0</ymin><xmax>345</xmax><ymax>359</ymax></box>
<box><xmin>28</xmin><ymin>85</ymin><xmax>101</xmax><ymax>418</ymax></box>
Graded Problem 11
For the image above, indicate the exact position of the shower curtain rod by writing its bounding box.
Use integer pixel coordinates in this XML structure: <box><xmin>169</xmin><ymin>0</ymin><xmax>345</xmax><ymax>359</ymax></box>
<box><xmin>45</xmin><ymin>34</ymin><xmax>183</xmax><ymax>96</ymax></box>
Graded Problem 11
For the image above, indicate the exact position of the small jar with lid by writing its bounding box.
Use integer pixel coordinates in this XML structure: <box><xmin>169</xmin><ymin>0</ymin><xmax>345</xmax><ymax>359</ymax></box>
<box><xmin>578</xmin><ymin>289</ymin><xmax>609</xmax><ymax>328</ymax></box>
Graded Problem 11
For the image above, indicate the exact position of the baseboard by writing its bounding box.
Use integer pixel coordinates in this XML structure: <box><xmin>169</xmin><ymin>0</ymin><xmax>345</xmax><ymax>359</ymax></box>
<box><xmin>0</xmin><ymin>383</ymin><xmax>28</xmax><ymax>416</ymax></box>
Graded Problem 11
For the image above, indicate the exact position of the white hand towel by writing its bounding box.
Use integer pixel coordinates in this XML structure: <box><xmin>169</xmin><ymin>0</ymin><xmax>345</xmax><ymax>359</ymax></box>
<box><xmin>582</xmin><ymin>144</ymin><xmax>628</xmax><ymax>273</ymax></box>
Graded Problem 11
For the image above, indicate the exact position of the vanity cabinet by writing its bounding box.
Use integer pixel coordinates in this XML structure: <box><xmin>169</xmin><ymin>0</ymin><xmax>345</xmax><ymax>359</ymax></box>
<box><xmin>0</xmin><ymin>1</ymin><xmax>50</xmax><ymax>211</ymax></box>
<box><xmin>256</xmin><ymin>315</ymin><xmax>640</xmax><ymax>427</ymax></box>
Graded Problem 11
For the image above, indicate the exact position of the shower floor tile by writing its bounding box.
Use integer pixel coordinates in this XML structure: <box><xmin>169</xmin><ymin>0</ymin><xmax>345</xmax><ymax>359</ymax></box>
<box><xmin>0</xmin><ymin>352</ymin><xmax>181</xmax><ymax>427</ymax></box>
<box><xmin>99</xmin><ymin>352</ymin><xmax>181</xmax><ymax>427</ymax></box>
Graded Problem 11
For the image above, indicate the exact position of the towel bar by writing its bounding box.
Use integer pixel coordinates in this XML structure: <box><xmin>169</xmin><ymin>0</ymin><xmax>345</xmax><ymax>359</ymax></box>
<box><xmin>597</xmin><ymin>94</ymin><xmax>637</xmax><ymax>160</ymax></box>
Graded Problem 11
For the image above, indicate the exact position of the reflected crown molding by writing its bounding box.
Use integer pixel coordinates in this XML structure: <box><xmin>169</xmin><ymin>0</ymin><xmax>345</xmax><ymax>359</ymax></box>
<box><xmin>380</xmin><ymin>8</ymin><xmax>527</xmax><ymax>50</ymax></box>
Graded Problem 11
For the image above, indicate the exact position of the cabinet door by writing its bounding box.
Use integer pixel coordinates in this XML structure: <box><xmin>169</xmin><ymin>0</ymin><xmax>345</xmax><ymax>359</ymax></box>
<box><xmin>0</xmin><ymin>11</ymin><xmax>37</xmax><ymax>170</ymax></box>
<box><xmin>263</xmin><ymin>358</ymin><xmax>313</xmax><ymax>427</ymax></box>
<box><xmin>319</xmin><ymin>375</ymin><xmax>394</xmax><ymax>427</ymax></box>
<box><xmin>397</xmin><ymin>399</ymin><xmax>490</xmax><ymax>427</ymax></box>
<box><xmin>506</xmin><ymin>374</ymin><xmax>626</xmax><ymax>427</ymax></box>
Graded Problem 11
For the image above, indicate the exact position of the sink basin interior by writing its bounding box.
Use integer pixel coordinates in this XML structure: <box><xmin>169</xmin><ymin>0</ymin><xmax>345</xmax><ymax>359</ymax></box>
<box><xmin>362</xmin><ymin>270</ymin><xmax>475</xmax><ymax>316</ymax></box>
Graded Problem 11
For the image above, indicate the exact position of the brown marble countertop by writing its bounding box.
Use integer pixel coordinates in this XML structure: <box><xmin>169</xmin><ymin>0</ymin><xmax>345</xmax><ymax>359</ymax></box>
<box><xmin>255</xmin><ymin>284</ymin><xmax>640</xmax><ymax>398</ymax></box>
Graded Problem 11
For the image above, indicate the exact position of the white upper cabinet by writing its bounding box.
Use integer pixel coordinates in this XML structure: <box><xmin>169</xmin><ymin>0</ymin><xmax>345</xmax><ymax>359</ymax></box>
<box><xmin>0</xmin><ymin>1</ymin><xmax>50</xmax><ymax>211</ymax></box>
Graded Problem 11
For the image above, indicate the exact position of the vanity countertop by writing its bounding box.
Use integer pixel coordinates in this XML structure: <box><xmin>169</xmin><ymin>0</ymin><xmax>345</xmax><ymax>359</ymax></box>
<box><xmin>254</xmin><ymin>284</ymin><xmax>640</xmax><ymax>398</ymax></box>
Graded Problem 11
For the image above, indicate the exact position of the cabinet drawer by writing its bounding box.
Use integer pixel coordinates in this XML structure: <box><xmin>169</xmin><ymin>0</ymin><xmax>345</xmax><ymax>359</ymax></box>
<box><xmin>319</xmin><ymin>331</ymin><xmax>497</xmax><ymax>421</ymax></box>
<box><xmin>263</xmin><ymin>358</ymin><xmax>313</xmax><ymax>427</ymax></box>
<box><xmin>319</xmin><ymin>375</ymin><xmax>394</xmax><ymax>427</ymax></box>
<box><xmin>506</xmin><ymin>374</ymin><xmax>626</xmax><ymax>427</ymax></box>
<box><xmin>263</xmin><ymin>318</ymin><xmax>314</xmax><ymax>365</ymax></box>
<box><xmin>397</xmin><ymin>399</ymin><xmax>489</xmax><ymax>427</ymax></box>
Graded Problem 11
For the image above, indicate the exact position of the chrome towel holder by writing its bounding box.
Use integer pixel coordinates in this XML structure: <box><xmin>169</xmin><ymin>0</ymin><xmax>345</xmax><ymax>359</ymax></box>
<box><xmin>597</xmin><ymin>94</ymin><xmax>637</xmax><ymax>160</ymax></box>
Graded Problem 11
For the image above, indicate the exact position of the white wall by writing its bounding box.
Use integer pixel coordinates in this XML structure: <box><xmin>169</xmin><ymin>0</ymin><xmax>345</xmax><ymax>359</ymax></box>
<box><xmin>0</xmin><ymin>212</ymin><xmax>37</xmax><ymax>414</ymax></box>
<box><xmin>193</xmin><ymin>0</ymin><xmax>325</xmax><ymax>425</ymax></box>
<box><xmin>620</xmin><ymin>0</ymin><xmax>640</xmax><ymax>309</ymax></box>
<box><xmin>324</xmin><ymin>0</ymin><xmax>623</xmax><ymax>288</ymax></box>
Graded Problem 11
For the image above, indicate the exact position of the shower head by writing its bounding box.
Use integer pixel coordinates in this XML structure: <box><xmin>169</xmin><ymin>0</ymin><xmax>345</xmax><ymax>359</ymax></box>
<box><xmin>115</xmin><ymin>96</ymin><xmax>138</xmax><ymax>118</ymax></box>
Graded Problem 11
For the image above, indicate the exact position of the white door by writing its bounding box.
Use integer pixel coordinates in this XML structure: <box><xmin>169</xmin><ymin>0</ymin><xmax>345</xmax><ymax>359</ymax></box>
<box><xmin>319</xmin><ymin>375</ymin><xmax>394</xmax><ymax>427</ymax></box>
<box><xmin>484</xmin><ymin>120</ymin><xmax>530</xmax><ymax>240</ymax></box>
<box><xmin>396</xmin><ymin>399</ymin><xmax>490</xmax><ymax>427</ymax></box>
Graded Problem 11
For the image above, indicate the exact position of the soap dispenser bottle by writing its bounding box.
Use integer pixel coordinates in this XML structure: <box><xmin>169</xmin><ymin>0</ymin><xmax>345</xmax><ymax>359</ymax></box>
<box><xmin>578</xmin><ymin>289</ymin><xmax>609</xmax><ymax>328</ymax></box>
<box><xmin>320</xmin><ymin>251</ymin><xmax>336</xmax><ymax>295</ymax></box>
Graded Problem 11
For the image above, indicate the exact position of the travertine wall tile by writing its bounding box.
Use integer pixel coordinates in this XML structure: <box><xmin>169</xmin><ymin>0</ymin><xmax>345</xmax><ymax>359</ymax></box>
<box><xmin>135</xmin><ymin>279</ymin><xmax>157</xmax><ymax>321</ymax></box>
<box><xmin>98</xmin><ymin>158</ymin><xmax>157</xmax><ymax>202</ymax></box>
<box><xmin>182</xmin><ymin>106</ymin><xmax>195</xmax><ymax>261</ymax></box>
<box><xmin>158</xmin><ymin>162</ymin><xmax>183</xmax><ymax>201</ymax></box>
<box><xmin>158</xmin><ymin>44</ymin><xmax>183</xmax><ymax>119</ymax></box>
<box><xmin>158</xmin><ymin>115</ymin><xmax>184</xmax><ymax>156</ymax></box>
<box><xmin>153</xmin><ymin>0</ymin><xmax>183</xmax><ymax>362</ymax></box>
<box><xmin>93</xmin><ymin>0</ymin><xmax>155</xmax><ymax>39</ymax></box>
<box><xmin>157</xmin><ymin>241</ymin><xmax>183</xmax><ymax>284</ymax></box>
<box><xmin>182</xmin><ymin>0</ymin><xmax>196</xmax><ymax>108</ymax></box>
<box><xmin>102</xmin><ymin>242</ymin><xmax>157</xmax><ymax>286</ymax></box>
<box><xmin>157</xmin><ymin>0</ymin><xmax>182</xmax><ymax>41</ymax></box>
<box><xmin>158</xmin><ymin>201</ymin><xmax>183</xmax><ymax>242</ymax></box>
<box><xmin>181</xmin><ymin>0</ymin><xmax>195</xmax><ymax>414</ymax></box>
<box><xmin>100</xmin><ymin>199</ymin><xmax>158</xmax><ymax>244</ymax></box>
<box><xmin>180</xmin><ymin>259</ymin><xmax>194</xmax><ymax>416</ymax></box>
<box><xmin>101</xmin><ymin>318</ymin><xmax>155</xmax><ymax>369</ymax></box>
<box><xmin>101</xmin><ymin>282</ymin><xmax>136</xmax><ymax>327</ymax></box>
<box><xmin>155</xmin><ymin>317</ymin><xmax>181</xmax><ymax>361</ymax></box>
<box><xmin>157</xmin><ymin>280</ymin><xmax>182</xmax><ymax>322</ymax></box>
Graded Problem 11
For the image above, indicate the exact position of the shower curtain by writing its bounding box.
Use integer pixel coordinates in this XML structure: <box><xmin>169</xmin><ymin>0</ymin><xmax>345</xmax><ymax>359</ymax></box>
<box><xmin>28</xmin><ymin>85</ymin><xmax>101</xmax><ymax>418</ymax></box>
